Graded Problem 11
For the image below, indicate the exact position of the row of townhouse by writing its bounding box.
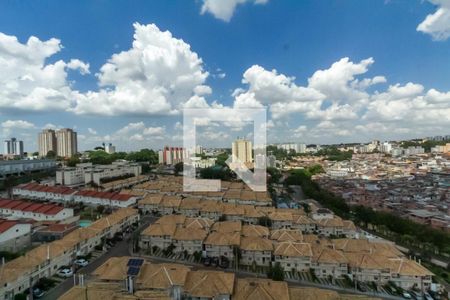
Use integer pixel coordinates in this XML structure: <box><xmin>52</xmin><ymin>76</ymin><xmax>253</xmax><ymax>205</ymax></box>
<box><xmin>0</xmin><ymin>199</ymin><xmax>74</xmax><ymax>221</ymax></box>
<box><xmin>140</xmin><ymin>216</ymin><xmax>433</xmax><ymax>291</ymax></box>
<box><xmin>12</xmin><ymin>183</ymin><xmax>140</xmax><ymax>208</ymax></box>
<box><xmin>133</xmin><ymin>176</ymin><xmax>272</xmax><ymax>206</ymax></box>
<box><xmin>0</xmin><ymin>207</ymin><xmax>140</xmax><ymax>300</ymax></box>
<box><xmin>61</xmin><ymin>255</ymin><xmax>370</xmax><ymax>300</ymax></box>
<box><xmin>0</xmin><ymin>219</ymin><xmax>31</xmax><ymax>252</ymax></box>
<box><xmin>138</xmin><ymin>195</ymin><xmax>358</xmax><ymax>237</ymax></box>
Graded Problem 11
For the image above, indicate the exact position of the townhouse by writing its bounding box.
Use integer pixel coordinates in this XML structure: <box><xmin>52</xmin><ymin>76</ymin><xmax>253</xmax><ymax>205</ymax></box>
<box><xmin>291</xmin><ymin>214</ymin><xmax>317</xmax><ymax>233</ymax></box>
<box><xmin>273</xmin><ymin>241</ymin><xmax>312</xmax><ymax>272</ymax></box>
<box><xmin>0</xmin><ymin>219</ymin><xmax>31</xmax><ymax>252</ymax></box>
<box><xmin>233</xmin><ymin>278</ymin><xmax>290</xmax><ymax>300</ymax></box>
<box><xmin>183</xmin><ymin>270</ymin><xmax>235</xmax><ymax>300</ymax></box>
<box><xmin>0</xmin><ymin>199</ymin><xmax>74</xmax><ymax>221</ymax></box>
<box><xmin>0</xmin><ymin>207</ymin><xmax>139</xmax><ymax>300</ymax></box>
<box><xmin>173</xmin><ymin>227</ymin><xmax>207</xmax><ymax>254</ymax></box>
<box><xmin>310</xmin><ymin>245</ymin><xmax>349</xmax><ymax>278</ymax></box>
<box><xmin>239</xmin><ymin>236</ymin><xmax>273</xmax><ymax>266</ymax></box>
<box><xmin>268</xmin><ymin>211</ymin><xmax>293</xmax><ymax>229</ymax></box>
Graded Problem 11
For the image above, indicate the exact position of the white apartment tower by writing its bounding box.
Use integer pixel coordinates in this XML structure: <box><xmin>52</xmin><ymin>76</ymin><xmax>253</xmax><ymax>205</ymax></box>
<box><xmin>3</xmin><ymin>138</ymin><xmax>24</xmax><ymax>156</ymax></box>
<box><xmin>38</xmin><ymin>129</ymin><xmax>57</xmax><ymax>157</ymax></box>
<box><xmin>56</xmin><ymin>128</ymin><xmax>78</xmax><ymax>158</ymax></box>
<box><xmin>232</xmin><ymin>138</ymin><xmax>253</xmax><ymax>163</ymax></box>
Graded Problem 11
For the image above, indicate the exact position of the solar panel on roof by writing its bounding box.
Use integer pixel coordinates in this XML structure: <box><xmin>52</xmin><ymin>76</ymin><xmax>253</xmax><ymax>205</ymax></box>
<box><xmin>127</xmin><ymin>258</ymin><xmax>144</xmax><ymax>267</ymax></box>
<box><xmin>127</xmin><ymin>266</ymin><xmax>140</xmax><ymax>276</ymax></box>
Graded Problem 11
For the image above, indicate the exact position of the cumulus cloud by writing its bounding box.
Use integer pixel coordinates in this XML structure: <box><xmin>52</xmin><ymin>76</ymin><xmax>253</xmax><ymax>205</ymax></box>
<box><xmin>417</xmin><ymin>0</ymin><xmax>450</xmax><ymax>41</ymax></box>
<box><xmin>0</xmin><ymin>32</ymin><xmax>89</xmax><ymax>112</ymax></box>
<box><xmin>72</xmin><ymin>23</ymin><xmax>210</xmax><ymax>116</ymax></box>
<box><xmin>200</xmin><ymin>0</ymin><xmax>268</xmax><ymax>22</ymax></box>
<box><xmin>1</xmin><ymin>120</ymin><xmax>35</xmax><ymax>129</ymax></box>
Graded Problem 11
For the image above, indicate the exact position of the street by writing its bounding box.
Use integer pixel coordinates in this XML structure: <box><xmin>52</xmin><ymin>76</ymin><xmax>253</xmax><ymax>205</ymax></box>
<box><xmin>41</xmin><ymin>214</ymin><xmax>156</xmax><ymax>300</ymax></box>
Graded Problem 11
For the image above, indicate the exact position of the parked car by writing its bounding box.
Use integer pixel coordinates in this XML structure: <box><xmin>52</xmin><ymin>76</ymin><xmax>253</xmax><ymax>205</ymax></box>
<box><xmin>74</xmin><ymin>258</ymin><xmax>89</xmax><ymax>267</ymax></box>
<box><xmin>424</xmin><ymin>292</ymin><xmax>434</xmax><ymax>300</ymax></box>
<box><xmin>403</xmin><ymin>292</ymin><xmax>412</xmax><ymax>299</ymax></box>
<box><xmin>58</xmin><ymin>268</ymin><xmax>73</xmax><ymax>278</ymax></box>
<box><xmin>33</xmin><ymin>288</ymin><xmax>45</xmax><ymax>298</ymax></box>
<box><xmin>203</xmin><ymin>257</ymin><xmax>211</xmax><ymax>266</ymax></box>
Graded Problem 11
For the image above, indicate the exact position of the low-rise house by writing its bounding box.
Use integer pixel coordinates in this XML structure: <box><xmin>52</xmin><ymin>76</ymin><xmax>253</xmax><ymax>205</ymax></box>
<box><xmin>211</xmin><ymin>220</ymin><xmax>242</xmax><ymax>234</ymax></box>
<box><xmin>342</xmin><ymin>220</ymin><xmax>358</xmax><ymax>238</ymax></box>
<box><xmin>316</xmin><ymin>217</ymin><xmax>344</xmax><ymax>236</ymax></box>
<box><xmin>140</xmin><ymin>223</ymin><xmax>176</xmax><ymax>251</ymax></box>
<box><xmin>0</xmin><ymin>199</ymin><xmax>74</xmax><ymax>221</ymax></box>
<box><xmin>268</xmin><ymin>211</ymin><xmax>293</xmax><ymax>229</ymax></box>
<box><xmin>291</xmin><ymin>214</ymin><xmax>316</xmax><ymax>233</ymax></box>
<box><xmin>173</xmin><ymin>227</ymin><xmax>208</xmax><ymax>254</ymax></box>
<box><xmin>239</xmin><ymin>236</ymin><xmax>273</xmax><ymax>266</ymax></box>
<box><xmin>204</xmin><ymin>232</ymin><xmax>241</xmax><ymax>260</ymax></box>
<box><xmin>222</xmin><ymin>203</ymin><xmax>245</xmax><ymax>222</ymax></box>
<box><xmin>0</xmin><ymin>219</ymin><xmax>31</xmax><ymax>252</ymax></box>
<box><xmin>183</xmin><ymin>270</ymin><xmax>235</xmax><ymax>300</ymax></box>
<box><xmin>178</xmin><ymin>197</ymin><xmax>203</xmax><ymax>217</ymax></box>
<box><xmin>241</xmin><ymin>205</ymin><xmax>265</xmax><ymax>224</ymax></box>
<box><xmin>159</xmin><ymin>195</ymin><xmax>182</xmax><ymax>215</ymax></box>
<box><xmin>274</xmin><ymin>241</ymin><xmax>312</xmax><ymax>272</ymax></box>
<box><xmin>311</xmin><ymin>246</ymin><xmax>349</xmax><ymax>278</ymax></box>
<box><xmin>199</xmin><ymin>201</ymin><xmax>223</xmax><ymax>220</ymax></box>
<box><xmin>138</xmin><ymin>194</ymin><xmax>163</xmax><ymax>213</ymax></box>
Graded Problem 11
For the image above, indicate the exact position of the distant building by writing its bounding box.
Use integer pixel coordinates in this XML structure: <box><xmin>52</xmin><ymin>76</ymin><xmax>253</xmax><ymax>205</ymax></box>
<box><xmin>104</xmin><ymin>143</ymin><xmax>116</xmax><ymax>154</ymax></box>
<box><xmin>38</xmin><ymin>129</ymin><xmax>57</xmax><ymax>157</ymax></box>
<box><xmin>232</xmin><ymin>138</ymin><xmax>253</xmax><ymax>163</ymax></box>
<box><xmin>3</xmin><ymin>138</ymin><xmax>24</xmax><ymax>157</ymax></box>
<box><xmin>0</xmin><ymin>159</ymin><xmax>56</xmax><ymax>180</ymax></box>
<box><xmin>277</xmin><ymin>143</ymin><xmax>306</xmax><ymax>153</ymax></box>
<box><xmin>56</xmin><ymin>128</ymin><xmax>78</xmax><ymax>158</ymax></box>
<box><xmin>158</xmin><ymin>146</ymin><xmax>188</xmax><ymax>165</ymax></box>
<box><xmin>56</xmin><ymin>161</ymin><xmax>142</xmax><ymax>186</ymax></box>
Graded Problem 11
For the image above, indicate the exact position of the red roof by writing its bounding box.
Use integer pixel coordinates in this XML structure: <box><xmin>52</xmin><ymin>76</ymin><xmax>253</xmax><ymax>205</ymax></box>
<box><xmin>0</xmin><ymin>199</ymin><xmax>65</xmax><ymax>215</ymax></box>
<box><xmin>0</xmin><ymin>219</ymin><xmax>18</xmax><ymax>234</ymax></box>
<box><xmin>74</xmin><ymin>190</ymin><xmax>134</xmax><ymax>202</ymax></box>
<box><xmin>15</xmin><ymin>183</ymin><xmax>75</xmax><ymax>195</ymax></box>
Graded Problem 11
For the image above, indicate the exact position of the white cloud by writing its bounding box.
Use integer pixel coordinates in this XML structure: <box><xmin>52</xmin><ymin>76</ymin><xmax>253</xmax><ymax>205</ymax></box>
<box><xmin>67</xmin><ymin>59</ymin><xmax>90</xmax><ymax>75</ymax></box>
<box><xmin>417</xmin><ymin>0</ymin><xmax>450</xmax><ymax>41</ymax></box>
<box><xmin>143</xmin><ymin>126</ymin><xmax>165</xmax><ymax>136</ymax></box>
<box><xmin>1</xmin><ymin>120</ymin><xmax>35</xmax><ymax>129</ymax></box>
<box><xmin>87</xmin><ymin>128</ymin><xmax>97</xmax><ymax>135</ymax></box>
<box><xmin>200</xmin><ymin>0</ymin><xmax>268</xmax><ymax>22</ymax></box>
<box><xmin>0</xmin><ymin>32</ymin><xmax>88</xmax><ymax>112</ymax></box>
<box><xmin>72</xmin><ymin>23</ymin><xmax>210</xmax><ymax>116</ymax></box>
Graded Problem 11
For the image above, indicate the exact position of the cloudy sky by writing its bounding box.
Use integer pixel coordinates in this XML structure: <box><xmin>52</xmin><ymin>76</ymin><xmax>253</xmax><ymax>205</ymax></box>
<box><xmin>0</xmin><ymin>0</ymin><xmax>449</xmax><ymax>152</ymax></box>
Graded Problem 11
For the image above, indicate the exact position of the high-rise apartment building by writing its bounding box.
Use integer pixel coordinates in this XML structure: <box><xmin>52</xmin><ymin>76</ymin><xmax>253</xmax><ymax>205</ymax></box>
<box><xmin>232</xmin><ymin>138</ymin><xmax>253</xmax><ymax>163</ymax></box>
<box><xmin>56</xmin><ymin>128</ymin><xmax>78</xmax><ymax>158</ymax></box>
<box><xmin>38</xmin><ymin>129</ymin><xmax>57</xmax><ymax>157</ymax></box>
<box><xmin>3</xmin><ymin>138</ymin><xmax>24</xmax><ymax>156</ymax></box>
<box><xmin>158</xmin><ymin>146</ymin><xmax>187</xmax><ymax>165</ymax></box>
<box><xmin>104</xmin><ymin>143</ymin><xmax>116</xmax><ymax>154</ymax></box>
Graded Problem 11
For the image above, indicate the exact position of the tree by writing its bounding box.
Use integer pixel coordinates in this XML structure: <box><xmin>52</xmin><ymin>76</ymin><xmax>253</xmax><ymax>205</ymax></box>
<box><xmin>66</xmin><ymin>156</ymin><xmax>80</xmax><ymax>167</ymax></box>
<box><xmin>32</xmin><ymin>151</ymin><xmax>39</xmax><ymax>156</ymax></box>
<box><xmin>216</xmin><ymin>152</ymin><xmax>229</xmax><ymax>167</ymax></box>
<box><xmin>46</xmin><ymin>150</ymin><xmax>56</xmax><ymax>159</ymax></box>
<box><xmin>257</xmin><ymin>216</ymin><xmax>272</xmax><ymax>227</ymax></box>
<box><xmin>267</xmin><ymin>262</ymin><xmax>284</xmax><ymax>281</ymax></box>
<box><xmin>174</xmin><ymin>162</ymin><xmax>184</xmax><ymax>176</ymax></box>
<box><xmin>96</xmin><ymin>205</ymin><xmax>105</xmax><ymax>214</ymax></box>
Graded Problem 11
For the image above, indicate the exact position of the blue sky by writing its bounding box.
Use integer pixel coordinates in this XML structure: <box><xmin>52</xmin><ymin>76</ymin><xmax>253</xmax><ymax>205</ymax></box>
<box><xmin>0</xmin><ymin>0</ymin><xmax>449</xmax><ymax>152</ymax></box>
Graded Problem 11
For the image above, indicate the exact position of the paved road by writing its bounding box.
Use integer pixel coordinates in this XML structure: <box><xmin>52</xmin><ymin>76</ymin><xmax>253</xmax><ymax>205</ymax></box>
<box><xmin>41</xmin><ymin>215</ymin><xmax>156</xmax><ymax>300</ymax></box>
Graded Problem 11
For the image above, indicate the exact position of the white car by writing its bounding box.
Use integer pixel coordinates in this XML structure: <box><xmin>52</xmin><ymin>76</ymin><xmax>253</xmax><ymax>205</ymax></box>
<box><xmin>402</xmin><ymin>292</ymin><xmax>412</xmax><ymax>299</ymax></box>
<box><xmin>58</xmin><ymin>268</ymin><xmax>73</xmax><ymax>278</ymax></box>
<box><xmin>74</xmin><ymin>258</ymin><xmax>88</xmax><ymax>267</ymax></box>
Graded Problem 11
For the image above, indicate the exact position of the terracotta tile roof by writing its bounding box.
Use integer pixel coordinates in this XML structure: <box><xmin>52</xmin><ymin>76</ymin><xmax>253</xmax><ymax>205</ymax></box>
<box><xmin>137</xmin><ymin>263</ymin><xmax>190</xmax><ymax>289</ymax></box>
<box><xmin>270</xmin><ymin>229</ymin><xmax>303</xmax><ymax>242</ymax></box>
<box><xmin>92</xmin><ymin>256</ymin><xmax>131</xmax><ymax>281</ymax></box>
<box><xmin>141</xmin><ymin>223</ymin><xmax>176</xmax><ymax>237</ymax></box>
<box><xmin>204</xmin><ymin>231</ymin><xmax>241</xmax><ymax>246</ymax></box>
<box><xmin>274</xmin><ymin>241</ymin><xmax>312</xmax><ymax>257</ymax></box>
<box><xmin>0</xmin><ymin>219</ymin><xmax>18</xmax><ymax>233</ymax></box>
<box><xmin>173</xmin><ymin>227</ymin><xmax>208</xmax><ymax>241</ymax></box>
<box><xmin>242</xmin><ymin>225</ymin><xmax>269</xmax><ymax>238</ymax></box>
<box><xmin>240</xmin><ymin>236</ymin><xmax>273</xmax><ymax>252</ymax></box>
<box><xmin>184</xmin><ymin>270</ymin><xmax>235</xmax><ymax>298</ymax></box>
<box><xmin>211</xmin><ymin>220</ymin><xmax>242</xmax><ymax>233</ymax></box>
<box><xmin>233</xmin><ymin>278</ymin><xmax>289</xmax><ymax>300</ymax></box>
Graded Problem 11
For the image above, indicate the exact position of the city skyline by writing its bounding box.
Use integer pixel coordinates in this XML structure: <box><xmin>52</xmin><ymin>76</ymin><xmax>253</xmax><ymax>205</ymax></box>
<box><xmin>1</xmin><ymin>1</ymin><xmax>450</xmax><ymax>152</ymax></box>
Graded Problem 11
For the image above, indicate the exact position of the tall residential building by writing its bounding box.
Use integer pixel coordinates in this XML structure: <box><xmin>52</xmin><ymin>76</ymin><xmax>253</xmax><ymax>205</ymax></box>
<box><xmin>158</xmin><ymin>146</ymin><xmax>188</xmax><ymax>165</ymax></box>
<box><xmin>232</xmin><ymin>138</ymin><xmax>253</xmax><ymax>163</ymax></box>
<box><xmin>38</xmin><ymin>129</ymin><xmax>57</xmax><ymax>157</ymax></box>
<box><xmin>56</xmin><ymin>128</ymin><xmax>78</xmax><ymax>158</ymax></box>
<box><xmin>3</xmin><ymin>138</ymin><xmax>24</xmax><ymax>156</ymax></box>
<box><xmin>277</xmin><ymin>143</ymin><xmax>306</xmax><ymax>153</ymax></box>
